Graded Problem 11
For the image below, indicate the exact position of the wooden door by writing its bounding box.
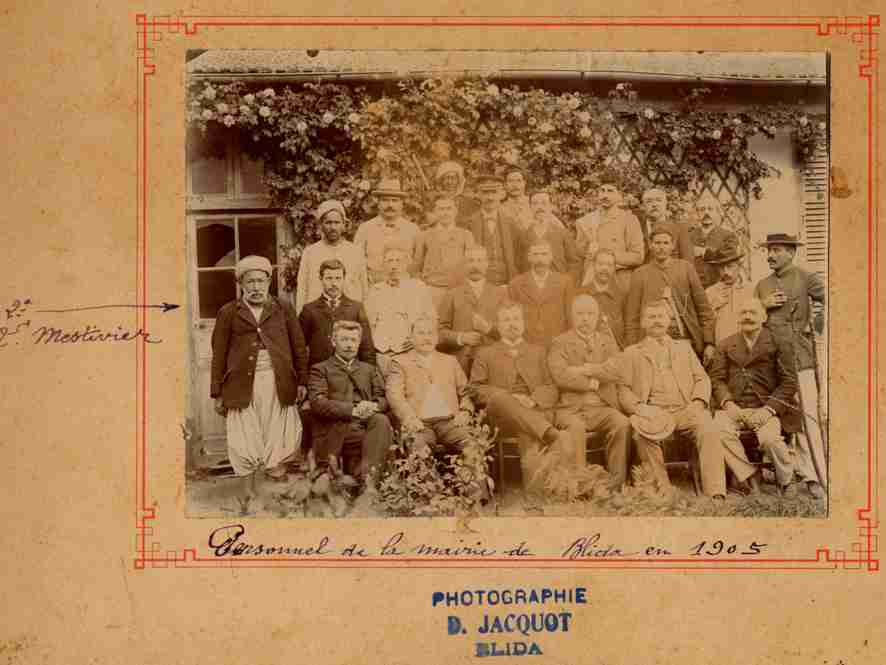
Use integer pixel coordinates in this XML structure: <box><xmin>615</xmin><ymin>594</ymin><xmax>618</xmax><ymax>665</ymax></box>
<box><xmin>186</xmin><ymin>213</ymin><xmax>291</xmax><ymax>470</ymax></box>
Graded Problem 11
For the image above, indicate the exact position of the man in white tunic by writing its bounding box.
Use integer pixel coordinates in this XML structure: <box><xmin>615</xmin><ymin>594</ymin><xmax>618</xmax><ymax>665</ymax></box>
<box><xmin>294</xmin><ymin>199</ymin><xmax>367</xmax><ymax>314</ymax></box>
<box><xmin>364</xmin><ymin>241</ymin><xmax>435</xmax><ymax>377</ymax></box>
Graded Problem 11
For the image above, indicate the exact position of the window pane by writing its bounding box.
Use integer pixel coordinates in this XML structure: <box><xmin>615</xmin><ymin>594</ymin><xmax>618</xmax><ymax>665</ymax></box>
<box><xmin>240</xmin><ymin>155</ymin><xmax>267</xmax><ymax>195</ymax></box>
<box><xmin>239</xmin><ymin>217</ymin><xmax>277</xmax><ymax>263</ymax></box>
<box><xmin>196</xmin><ymin>219</ymin><xmax>235</xmax><ymax>267</ymax></box>
<box><xmin>190</xmin><ymin>155</ymin><xmax>227</xmax><ymax>195</ymax></box>
<box><xmin>198</xmin><ymin>271</ymin><xmax>236</xmax><ymax>318</ymax></box>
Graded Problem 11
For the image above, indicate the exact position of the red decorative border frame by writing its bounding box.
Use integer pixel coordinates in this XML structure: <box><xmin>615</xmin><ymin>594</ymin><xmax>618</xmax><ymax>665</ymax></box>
<box><xmin>135</xmin><ymin>14</ymin><xmax>880</xmax><ymax>571</ymax></box>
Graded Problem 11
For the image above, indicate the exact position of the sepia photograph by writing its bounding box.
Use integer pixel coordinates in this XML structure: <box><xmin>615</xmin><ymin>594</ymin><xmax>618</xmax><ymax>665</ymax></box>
<box><xmin>183</xmin><ymin>50</ymin><xmax>830</xmax><ymax>520</ymax></box>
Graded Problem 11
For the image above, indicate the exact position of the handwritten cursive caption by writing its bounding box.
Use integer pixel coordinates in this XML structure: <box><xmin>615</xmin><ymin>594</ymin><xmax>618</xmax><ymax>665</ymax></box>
<box><xmin>0</xmin><ymin>298</ymin><xmax>162</xmax><ymax>348</ymax></box>
<box><xmin>207</xmin><ymin>525</ymin><xmax>767</xmax><ymax>561</ymax></box>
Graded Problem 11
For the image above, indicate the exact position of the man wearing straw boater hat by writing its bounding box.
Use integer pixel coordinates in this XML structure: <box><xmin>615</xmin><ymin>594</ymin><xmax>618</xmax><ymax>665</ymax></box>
<box><xmin>294</xmin><ymin>199</ymin><xmax>367</xmax><ymax>314</ymax></box>
<box><xmin>210</xmin><ymin>255</ymin><xmax>308</xmax><ymax>509</ymax></box>
<box><xmin>353</xmin><ymin>177</ymin><xmax>420</xmax><ymax>286</ymax></box>
<box><xmin>754</xmin><ymin>232</ymin><xmax>827</xmax><ymax>498</ymax></box>
<box><xmin>704</xmin><ymin>236</ymin><xmax>755</xmax><ymax>345</ymax></box>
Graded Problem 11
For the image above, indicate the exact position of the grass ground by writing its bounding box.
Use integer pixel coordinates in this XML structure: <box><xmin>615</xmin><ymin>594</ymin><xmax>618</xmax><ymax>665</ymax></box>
<box><xmin>186</xmin><ymin>461</ymin><xmax>825</xmax><ymax>519</ymax></box>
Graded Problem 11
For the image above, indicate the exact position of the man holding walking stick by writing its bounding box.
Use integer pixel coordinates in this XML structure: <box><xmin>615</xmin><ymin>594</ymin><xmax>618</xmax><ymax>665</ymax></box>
<box><xmin>754</xmin><ymin>233</ymin><xmax>827</xmax><ymax>499</ymax></box>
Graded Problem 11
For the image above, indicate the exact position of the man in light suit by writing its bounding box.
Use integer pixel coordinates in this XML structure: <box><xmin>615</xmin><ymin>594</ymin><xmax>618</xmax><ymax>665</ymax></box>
<box><xmin>469</xmin><ymin>302</ymin><xmax>573</xmax><ymax>495</ymax></box>
<box><xmin>465</xmin><ymin>175</ymin><xmax>520</xmax><ymax>286</ymax></box>
<box><xmin>437</xmin><ymin>245</ymin><xmax>509</xmax><ymax>376</ymax></box>
<box><xmin>617</xmin><ymin>299</ymin><xmax>728</xmax><ymax>499</ymax></box>
<box><xmin>547</xmin><ymin>295</ymin><xmax>632</xmax><ymax>488</ymax></box>
<box><xmin>386</xmin><ymin>316</ymin><xmax>476</xmax><ymax>458</ymax></box>
<box><xmin>507</xmin><ymin>240</ymin><xmax>574</xmax><ymax>346</ymax></box>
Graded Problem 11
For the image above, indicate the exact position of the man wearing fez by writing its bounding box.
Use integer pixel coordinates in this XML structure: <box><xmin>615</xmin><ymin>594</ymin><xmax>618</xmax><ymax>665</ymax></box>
<box><xmin>640</xmin><ymin>188</ymin><xmax>694</xmax><ymax>263</ymax></box>
<box><xmin>308</xmin><ymin>320</ymin><xmax>392</xmax><ymax>488</ymax></box>
<box><xmin>294</xmin><ymin>199</ymin><xmax>367</xmax><ymax>315</ymax></box>
<box><xmin>435</xmin><ymin>160</ymin><xmax>480</xmax><ymax>230</ymax></box>
<box><xmin>465</xmin><ymin>174</ymin><xmax>520</xmax><ymax>286</ymax></box>
<box><xmin>437</xmin><ymin>245</ymin><xmax>509</xmax><ymax>376</ymax></box>
<box><xmin>364</xmin><ymin>240</ymin><xmax>435</xmax><ymax>377</ymax></box>
<box><xmin>689</xmin><ymin>194</ymin><xmax>738</xmax><ymax>288</ymax></box>
<box><xmin>618</xmin><ymin>300</ymin><xmax>728</xmax><ymax>500</ymax></box>
<box><xmin>577</xmin><ymin>248</ymin><xmax>626</xmax><ymax>350</ymax></box>
<box><xmin>754</xmin><ymin>233</ymin><xmax>828</xmax><ymax>493</ymax></box>
<box><xmin>575</xmin><ymin>175</ymin><xmax>645</xmax><ymax>293</ymax></box>
<box><xmin>625</xmin><ymin>227</ymin><xmax>716</xmax><ymax>365</ymax></box>
<box><xmin>704</xmin><ymin>237</ymin><xmax>755</xmax><ymax>345</ymax></box>
<box><xmin>387</xmin><ymin>317</ymin><xmax>487</xmax><ymax>501</ymax></box>
<box><xmin>547</xmin><ymin>295</ymin><xmax>632</xmax><ymax>487</ymax></box>
<box><xmin>211</xmin><ymin>255</ymin><xmax>308</xmax><ymax>501</ymax></box>
<box><xmin>299</xmin><ymin>259</ymin><xmax>376</xmax><ymax>370</ymax></box>
<box><xmin>353</xmin><ymin>178</ymin><xmax>420</xmax><ymax>286</ymax></box>
<box><xmin>412</xmin><ymin>193</ymin><xmax>476</xmax><ymax>308</ymax></box>
<box><xmin>710</xmin><ymin>298</ymin><xmax>822</xmax><ymax>498</ymax></box>
<box><xmin>515</xmin><ymin>190</ymin><xmax>581</xmax><ymax>278</ymax></box>
<box><xmin>508</xmin><ymin>239</ymin><xmax>574</xmax><ymax>346</ymax></box>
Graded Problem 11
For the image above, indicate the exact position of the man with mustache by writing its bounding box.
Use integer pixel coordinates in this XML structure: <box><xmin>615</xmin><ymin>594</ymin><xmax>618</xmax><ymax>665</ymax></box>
<box><xmin>689</xmin><ymin>194</ymin><xmax>738</xmax><ymax>288</ymax></box>
<box><xmin>364</xmin><ymin>241</ymin><xmax>435</xmax><ymax>378</ymax></box>
<box><xmin>470</xmin><ymin>302</ymin><xmax>573</xmax><ymax>499</ymax></box>
<box><xmin>294</xmin><ymin>199</ymin><xmax>367</xmax><ymax>314</ymax></box>
<box><xmin>211</xmin><ymin>255</ymin><xmax>308</xmax><ymax>503</ymax></box>
<box><xmin>466</xmin><ymin>175</ymin><xmax>520</xmax><ymax>286</ymax></box>
<box><xmin>508</xmin><ymin>240</ymin><xmax>574</xmax><ymax>346</ymax></box>
<box><xmin>575</xmin><ymin>175</ymin><xmax>645</xmax><ymax>293</ymax></box>
<box><xmin>500</xmin><ymin>166</ymin><xmax>544</xmax><ymax>233</ymax></box>
<box><xmin>640</xmin><ymin>188</ymin><xmax>694</xmax><ymax>263</ymax></box>
<box><xmin>547</xmin><ymin>295</ymin><xmax>632</xmax><ymax>488</ymax></box>
<box><xmin>515</xmin><ymin>190</ymin><xmax>580</xmax><ymax>279</ymax></box>
<box><xmin>754</xmin><ymin>233</ymin><xmax>827</xmax><ymax>496</ymax></box>
<box><xmin>617</xmin><ymin>300</ymin><xmax>728</xmax><ymax>500</ymax></box>
<box><xmin>353</xmin><ymin>178</ymin><xmax>420</xmax><ymax>286</ymax></box>
<box><xmin>437</xmin><ymin>245</ymin><xmax>509</xmax><ymax>376</ymax></box>
<box><xmin>577</xmin><ymin>248</ymin><xmax>625</xmax><ymax>349</ymax></box>
<box><xmin>709</xmin><ymin>298</ymin><xmax>818</xmax><ymax>497</ymax></box>
<box><xmin>625</xmin><ymin>228</ymin><xmax>716</xmax><ymax>365</ymax></box>
<box><xmin>308</xmin><ymin>320</ymin><xmax>392</xmax><ymax>492</ymax></box>
<box><xmin>434</xmin><ymin>160</ymin><xmax>480</xmax><ymax>230</ymax></box>
<box><xmin>299</xmin><ymin>259</ymin><xmax>376</xmax><ymax>370</ymax></box>
<box><xmin>704</xmin><ymin>237</ymin><xmax>755</xmax><ymax>344</ymax></box>
<box><xmin>412</xmin><ymin>194</ymin><xmax>475</xmax><ymax>308</ymax></box>
<box><xmin>386</xmin><ymin>315</ymin><xmax>488</xmax><ymax>501</ymax></box>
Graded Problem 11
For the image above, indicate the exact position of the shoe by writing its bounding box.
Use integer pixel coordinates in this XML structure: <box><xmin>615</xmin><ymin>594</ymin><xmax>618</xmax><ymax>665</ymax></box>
<box><xmin>779</xmin><ymin>481</ymin><xmax>798</xmax><ymax>498</ymax></box>
<box><xmin>806</xmin><ymin>481</ymin><xmax>825</xmax><ymax>500</ymax></box>
<box><xmin>747</xmin><ymin>470</ymin><xmax>762</xmax><ymax>495</ymax></box>
<box><xmin>711</xmin><ymin>494</ymin><xmax>726</xmax><ymax>503</ymax></box>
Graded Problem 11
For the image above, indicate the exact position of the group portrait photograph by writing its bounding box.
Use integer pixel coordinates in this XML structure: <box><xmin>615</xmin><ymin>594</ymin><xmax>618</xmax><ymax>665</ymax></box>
<box><xmin>182</xmin><ymin>50</ymin><xmax>830</xmax><ymax>520</ymax></box>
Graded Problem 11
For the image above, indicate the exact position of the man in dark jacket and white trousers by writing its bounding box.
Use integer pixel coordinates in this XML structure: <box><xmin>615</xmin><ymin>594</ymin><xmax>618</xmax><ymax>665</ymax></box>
<box><xmin>308</xmin><ymin>320</ymin><xmax>392</xmax><ymax>489</ymax></box>
<box><xmin>211</xmin><ymin>255</ymin><xmax>309</xmax><ymax>501</ymax></box>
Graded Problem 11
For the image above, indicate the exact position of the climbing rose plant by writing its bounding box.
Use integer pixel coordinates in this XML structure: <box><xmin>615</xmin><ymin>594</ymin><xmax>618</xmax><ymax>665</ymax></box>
<box><xmin>187</xmin><ymin>78</ymin><xmax>825</xmax><ymax>289</ymax></box>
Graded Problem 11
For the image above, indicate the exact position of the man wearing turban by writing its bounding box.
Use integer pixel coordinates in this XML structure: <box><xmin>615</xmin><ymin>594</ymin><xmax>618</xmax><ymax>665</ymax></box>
<box><xmin>294</xmin><ymin>199</ymin><xmax>368</xmax><ymax>314</ymax></box>
<box><xmin>211</xmin><ymin>255</ymin><xmax>309</xmax><ymax>508</ymax></box>
<box><xmin>435</xmin><ymin>161</ymin><xmax>480</xmax><ymax>230</ymax></box>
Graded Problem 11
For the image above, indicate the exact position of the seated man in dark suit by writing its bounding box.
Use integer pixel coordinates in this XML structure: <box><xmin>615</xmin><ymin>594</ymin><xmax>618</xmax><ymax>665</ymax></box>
<box><xmin>299</xmin><ymin>258</ymin><xmax>376</xmax><ymax>369</ymax></box>
<box><xmin>469</xmin><ymin>301</ymin><xmax>573</xmax><ymax>497</ymax></box>
<box><xmin>308</xmin><ymin>320</ymin><xmax>392</xmax><ymax>491</ymax></box>
<box><xmin>710</xmin><ymin>297</ymin><xmax>821</xmax><ymax>497</ymax></box>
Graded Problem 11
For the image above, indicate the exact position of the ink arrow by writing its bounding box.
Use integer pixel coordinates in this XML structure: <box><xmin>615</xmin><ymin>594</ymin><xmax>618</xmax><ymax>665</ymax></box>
<box><xmin>37</xmin><ymin>302</ymin><xmax>181</xmax><ymax>313</ymax></box>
